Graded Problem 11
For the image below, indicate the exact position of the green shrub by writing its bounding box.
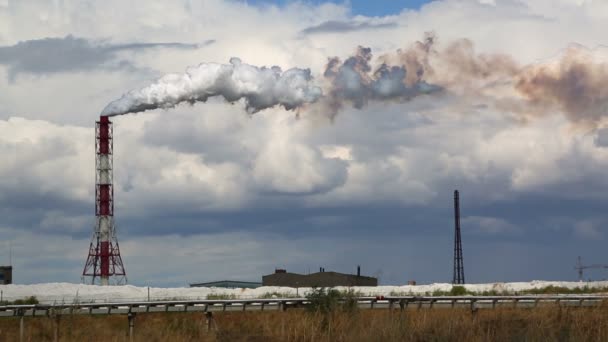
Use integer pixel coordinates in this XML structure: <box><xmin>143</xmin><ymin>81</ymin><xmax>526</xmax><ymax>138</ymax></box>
<box><xmin>205</xmin><ymin>293</ymin><xmax>237</xmax><ymax>300</ymax></box>
<box><xmin>519</xmin><ymin>285</ymin><xmax>608</xmax><ymax>295</ymax></box>
<box><xmin>306</xmin><ymin>288</ymin><xmax>359</xmax><ymax>314</ymax></box>
<box><xmin>450</xmin><ymin>286</ymin><xmax>468</xmax><ymax>296</ymax></box>
<box><xmin>431</xmin><ymin>289</ymin><xmax>449</xmax><ymax>296</ymax></box>
<box><xmin>259</xmin><ymin>292</ymin><xmax>296</xmax><ymax>299</ymax></box>
<box><xmin>340</xmin><ymin>289</ymin><xmax>359</xmax><ymax>314</ymax></box>
<box><xmin>1</xmin><ymin>296</ymin><xmax>39</xmax><ymax>305</ymax></box>
<box><xmin>307</xmin><ymin>288</ymin><xmax>341</xmax><ymax>314</ymax></box>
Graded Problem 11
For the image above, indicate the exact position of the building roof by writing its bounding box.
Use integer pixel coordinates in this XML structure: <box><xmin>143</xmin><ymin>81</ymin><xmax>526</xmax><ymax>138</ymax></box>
<box><xmin>189</xmin><ymin>280</ymin><xmax>262</xmax><ymax>288</ymax></box>
<box><xmin>262</xmin><ymin>270</ymin><xmax>378</xmax><ymax>287</ymax></box>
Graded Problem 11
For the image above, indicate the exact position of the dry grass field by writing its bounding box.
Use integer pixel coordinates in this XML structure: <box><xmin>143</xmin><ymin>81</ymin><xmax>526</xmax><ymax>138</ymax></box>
<box><xmin>1</xmin><ymin>303</ymin><xmax>608</xmax><ymax>342</ymax></box>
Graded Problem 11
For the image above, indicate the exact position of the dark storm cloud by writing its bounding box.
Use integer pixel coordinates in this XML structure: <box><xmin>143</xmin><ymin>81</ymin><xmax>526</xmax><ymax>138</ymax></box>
<box><xmin>0</xmin><ymin>35</ymin><xmax>214</xmax><ymax>80</ymax></box>
<box><xmin>301</xmin><ymin>20</ymin><xmax>397</xmax><ymax>35</ymax></box>
<box><xmin>0</xmin><ymin>194</ymin><xmax>90</xmax><ymax>236</ymax></box>
<box><xmin>109</xmin><ymin>192</ymin><xmax>608</xmax><ymax>284</ymax></box>
<box><xmin>105</xmin><ymin>40</ymin><xmax>215</xmax><ymax>52</ymax></box>
<box><xmin>595</xmin><ymin>128</ymin><xmax>608</xmax><ymax>147</ymax></box>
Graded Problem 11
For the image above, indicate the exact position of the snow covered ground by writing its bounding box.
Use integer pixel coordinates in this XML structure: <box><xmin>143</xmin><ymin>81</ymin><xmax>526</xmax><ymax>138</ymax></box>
<box><xmin>1</xmin><ymin>281</ymin><xmax>607</xmax><ymax>304</ymax></box>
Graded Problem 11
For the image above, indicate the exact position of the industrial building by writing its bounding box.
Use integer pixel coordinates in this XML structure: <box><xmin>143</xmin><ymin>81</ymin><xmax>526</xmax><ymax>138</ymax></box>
<box><xmin>190</xmin><ymin>280</ymin><xmax>261</xmax><ymax>289</ymax></box>
<box><xmin>0</xmin><ymin>266</ymin><xmax>12</xmax><ymax>285</ymax></box>
<box><xmin>263</xmin><ymin>267</ymin><xmax>377</xmax><ymax>287</ymax></box>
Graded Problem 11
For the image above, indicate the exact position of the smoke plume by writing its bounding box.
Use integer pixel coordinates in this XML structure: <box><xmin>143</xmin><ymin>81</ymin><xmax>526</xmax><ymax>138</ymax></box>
<box><xmin>515</xmin><ymin>46</ymin><xmax>608</xmax><ymax>128</ymax></box>
<box><xmin>102</xmin><ymin>34</ymin><xmax>608</xmax><ymax>130</ymax></box>
<box><xmin>373</xmin><ymin>36</ymin><xmax>608</xmax><ymax>129</ymax></box>
<box><xmin>102</xmin><ymin>34</ymin><xmax>443</xmax><ymax>117</ymax></box>
<box><xmin>319</xmin><ymin>33</ymin><xmax>441</xmax><ymax>117</ymax></box>
<box><xmin>101</xmin><ymin>58</ymin><xmax>323</xmax><ymax>116</ymax></box>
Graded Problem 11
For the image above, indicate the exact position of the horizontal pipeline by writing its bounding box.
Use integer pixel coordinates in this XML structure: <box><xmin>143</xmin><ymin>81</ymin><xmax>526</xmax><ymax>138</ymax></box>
<box><xmin>1</xmin><ymin>295</ymin><xmax>606</xmax><ymax>317</ymax></box>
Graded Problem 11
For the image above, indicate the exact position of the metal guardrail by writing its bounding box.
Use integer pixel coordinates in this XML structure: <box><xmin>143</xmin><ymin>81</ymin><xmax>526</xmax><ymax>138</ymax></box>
<box><xmin>0</xmin><ymin>295</ymin><xmax>606</xmax><ymax>317</ymax></box>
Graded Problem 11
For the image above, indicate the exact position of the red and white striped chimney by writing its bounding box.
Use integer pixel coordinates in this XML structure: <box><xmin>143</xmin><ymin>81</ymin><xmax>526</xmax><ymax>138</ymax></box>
<box><xmin>82</xmin><ymin>115</ymin><xmax>126</xmax><ymax>285</ymax></box>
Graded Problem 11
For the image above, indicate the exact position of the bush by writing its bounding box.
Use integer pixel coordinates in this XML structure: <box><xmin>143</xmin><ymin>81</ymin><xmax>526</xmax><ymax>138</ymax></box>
<box><xmin>450</xmin><ymin>286</ymin><xmax>468</xmax><ymax>296</ymax></box>
<box><xmin>431</xmin><ymin>289</ymin><xmax>449</xmax><ymax>296</ymax></box>
<box><xmin>307</xmin><ymin>288</ymin><xmax>342</xmax><ymax>314</ymax></box>
<box><xmin>520</xmin><ymin>285</ymin><xmax>604</xmax><ymax>295</ymax></box>
<box><xmin>1</xmin><ymin>296</ymin><xmax>39</xmax><ymax>305</ymax></box>
<box><xmin>259</xmin><ymin>292</ymin><xmax>295</xmax><ymax>299</ymax></box>
<box><xmin>205</xmin><ymin>293</ymin><xmax>237</xmax><ymax>300</ymax></box>
<box><xmin>389</xmin><ymin>290</ymin><xmax>414</xmax><ymax>296</ymax></box>
<box><xmin>341</xmin><ymin>289</ymin><xmax>359</xmax><ymax>314</ymax></box>
<box><xmin>306</xmin><ymin>288</ymin><xmax>359</xmax><ymax>314</ymax></box>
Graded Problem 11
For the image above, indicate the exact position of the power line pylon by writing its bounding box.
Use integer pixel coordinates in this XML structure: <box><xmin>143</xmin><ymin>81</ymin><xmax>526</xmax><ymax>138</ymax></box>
<box><xmin>575</xmin><ymin>256</ymin><xmax>608</xmax><ymax>282</ymax></box>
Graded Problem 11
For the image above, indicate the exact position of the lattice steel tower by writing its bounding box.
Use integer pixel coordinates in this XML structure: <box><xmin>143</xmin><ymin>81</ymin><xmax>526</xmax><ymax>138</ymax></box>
<box><xmin>453</xmin><ymin>190</ymin><xmax>465</xmax><ymax>284</ymax></box>
<box><xmin>82</xmin><ymin>115</ymin><xmax>127</xmax><ymax>285</ymax></box>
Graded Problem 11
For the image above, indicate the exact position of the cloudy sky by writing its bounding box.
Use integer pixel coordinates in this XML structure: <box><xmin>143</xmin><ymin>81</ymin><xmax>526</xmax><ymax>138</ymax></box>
<box><xmin>2</xmin><ymin>0</ymin><xmax>608</xmax><ymax>287</ymax></box>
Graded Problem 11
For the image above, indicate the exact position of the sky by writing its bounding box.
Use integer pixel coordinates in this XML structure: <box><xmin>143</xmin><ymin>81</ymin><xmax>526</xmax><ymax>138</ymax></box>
<box><xmin>247</xmin><ymin>0</ymin><xmax>432</xmax><ymax>16</ymax></box>
<box><xmin>1</xmin><ymin>0</ymin><xmax>608</xmax><ymax>287</ymax></box>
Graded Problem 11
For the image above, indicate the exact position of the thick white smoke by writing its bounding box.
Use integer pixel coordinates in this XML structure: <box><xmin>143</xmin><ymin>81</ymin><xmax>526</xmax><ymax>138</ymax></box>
<box><xmin>102</xmin><ymin>35</ymin><xmax>608</xmax><ymax>131</ymax></box>
<box><xmin>101</xmin><ymin>58</ymin><xmax>323</xmax><ymax>116</ymax></box>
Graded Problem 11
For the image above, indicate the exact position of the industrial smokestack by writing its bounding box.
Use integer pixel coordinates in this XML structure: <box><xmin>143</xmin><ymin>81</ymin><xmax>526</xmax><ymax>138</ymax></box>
<box><xmin>357</xmin><ymin>265</ymin><xmax>361</xmax><ymax>277</ymax></box>
<box><xmin>98</xmin><ymin>115</ymin><xmax>112</xmax><ymax>286</ymax></box>
<box><xmin>82</xmin><ymin>116</ymin><xmax>127</xmax><ymax>286</ymax></box>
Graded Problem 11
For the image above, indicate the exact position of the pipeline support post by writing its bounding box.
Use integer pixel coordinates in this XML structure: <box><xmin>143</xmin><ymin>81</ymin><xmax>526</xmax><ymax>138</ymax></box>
<box><xmin>49</xmin><ymin>308</ymin><xmax>61</xmax><ymax>342</ymax></box>
<box><xmin>18</xmin><ymin>309</ymin><xmax>24</xmax><ymax>342</ymax></box>
<box><xmin>127</xmin><ymin>312</ymin><xmax>136</xmax><ymax>341</ymax></box>
<box><xmin>53</xmin><ymin>314</ymin><xmax>61</xmax><ymax>342</ymax></box>
<box><xmin>205</xmin><ymin>312</ymin><xmax>218</xmax><ymax>332</ymax></box>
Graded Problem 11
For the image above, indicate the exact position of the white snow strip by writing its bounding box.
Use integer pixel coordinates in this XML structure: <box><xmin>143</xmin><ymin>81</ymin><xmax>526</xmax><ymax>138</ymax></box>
<box><xmin>1</xmin><ymin>281</ymin><xmax>607</xmax><ymax>304</ymax></box>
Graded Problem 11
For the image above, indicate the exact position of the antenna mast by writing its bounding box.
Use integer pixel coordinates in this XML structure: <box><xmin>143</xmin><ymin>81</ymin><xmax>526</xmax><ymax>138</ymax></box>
<box><xmin>453</xmin><ymin>190</ymin><xmax>465</xmax><ymax>284</ymax></box>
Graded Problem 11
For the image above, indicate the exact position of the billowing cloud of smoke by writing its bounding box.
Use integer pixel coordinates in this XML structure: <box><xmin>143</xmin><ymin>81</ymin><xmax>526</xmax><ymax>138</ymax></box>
<box><xmin>428</xmin><ymin>38</ymin><xmax>519</xmax><ymax>88</ymax></box>
<box><xmin>321</xmin><ymin>37</ymin><xmax>442</xmax><ymax>117</ymax></box>
<box><xmin>103</xmin><ymin>34</ymin><xmax>608</xmax><ymax>130</ymax></box>
<box><xmin>373</xmin><ymin>35</ymin><xmax>608</xmax><ymax>130</ymax></box>
<box><xmin>425</xmin><ymin>39</ymin><xmax>608</xmax><ymax>129</ymax></box>
<box><xmin>316</xmin><ymin>33</ymin><xmax>532</xmax><ymax>119</ymax></box>
<box><xmin>101</xmin><ymin>58</ymin><xmax>323</xmax><ymax>116</ymax></box>
<box><xmin>102</xmin><ymin>34</ymin><xmax>444</xmax><ymax>117</ymax></box>
<box><xmin>515</xmin><ymin>47</ymin><xmax>608</xmax><ymax>129</ymax></box>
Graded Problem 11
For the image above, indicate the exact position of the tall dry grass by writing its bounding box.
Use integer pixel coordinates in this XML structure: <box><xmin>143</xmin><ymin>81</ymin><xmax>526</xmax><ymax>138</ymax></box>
<box><xmin>0</xmin><ymin>304</ymin><xmax>607</xmax><ymax>341</ymax></box>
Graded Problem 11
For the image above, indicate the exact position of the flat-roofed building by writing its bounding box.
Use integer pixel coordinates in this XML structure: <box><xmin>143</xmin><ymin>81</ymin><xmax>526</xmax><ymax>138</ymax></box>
<box><xmin>0</xmin><ymin>266</ymin><xmax>12</xmax><ymax>285</ymax></box>
<box><xmin>190</xmin><ymin>280</ymin><xmax>262</xmax><ymax>289</ymax></box>
<box><xmin>262</xmin><ymin>268</ymin><xmax>377</xmax><ymax>287</ymax></box>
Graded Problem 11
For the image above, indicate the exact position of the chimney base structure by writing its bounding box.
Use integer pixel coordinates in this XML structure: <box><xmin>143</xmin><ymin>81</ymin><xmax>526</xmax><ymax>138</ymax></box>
<box><xmin>82</xmin><ymin>116</ymin><xmax>126</xmax><ymax>285</ymax></box>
